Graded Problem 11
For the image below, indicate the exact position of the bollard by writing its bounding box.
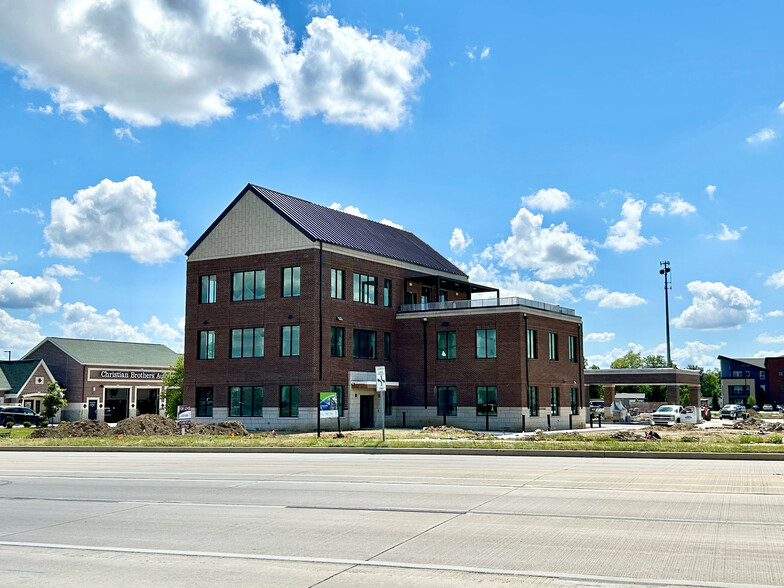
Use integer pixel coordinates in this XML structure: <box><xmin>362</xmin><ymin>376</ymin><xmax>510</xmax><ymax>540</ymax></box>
<box><xmin>569</xmin><ymin>413</ymin><xmax>573</xmax><ymax>430</ymax></box>
<box><xmin>598</xmin><ymin>414</ymin><xmax>602</xmax><ymax>428</ymax></box>
<box><xmin>547</xmin><ymin>414</ymin><xmax>551</xmax><ymax>431</ymax></box>
<box><xmin>589</xmin><ymin>413</ymin><xmax>593</xmax><ymax>428</ymax></box>
<box><xmin>402</xmin><ymin>412</ymin><xmax>406</xmax><ymax>428</ymax></box>
<box><xmin>522</xmin><ymin>414</ymin><xmax>526</xmax><ymax>432</ymax></box>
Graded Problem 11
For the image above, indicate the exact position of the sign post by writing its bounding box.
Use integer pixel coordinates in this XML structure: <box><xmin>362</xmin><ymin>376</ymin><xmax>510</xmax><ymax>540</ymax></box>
<box><xmin>375</xmin><ymin>366</ymin><xmax>386</xmax><ymax>442</ymax></box>
<box><xmin>176</xmin><ymin>405</ymin><xmax>191</xmax><ymax>436</ymax></box>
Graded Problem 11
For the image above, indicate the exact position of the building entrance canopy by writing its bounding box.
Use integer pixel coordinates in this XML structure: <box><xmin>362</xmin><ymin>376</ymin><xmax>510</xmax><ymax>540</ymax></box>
<box><xmin>584</xmin><ymin>368</ymin><xmax>702</xmax><ymax>414</ymax></box>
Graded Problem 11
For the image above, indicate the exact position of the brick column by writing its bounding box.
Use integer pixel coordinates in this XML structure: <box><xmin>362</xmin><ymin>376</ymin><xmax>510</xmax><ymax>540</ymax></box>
<box><xmin>666</xmin><ymin>384</ymin><xmax>680</xmax><ymax>404</ymax></box>
<box><xmin>688</xmin><ymin>385</ymin><xmax>701</xmax><ymax>407</ymax></box>
<box><xmin>603</xmin><ymin>384</ymin><xmax>615</xmax><ymax>418</ymax></box>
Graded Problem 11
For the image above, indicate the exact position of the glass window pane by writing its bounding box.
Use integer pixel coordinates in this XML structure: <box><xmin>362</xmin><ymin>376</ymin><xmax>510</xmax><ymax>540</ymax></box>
<box><xmin>292</xmin><ymin>326</ymin><xmax>300</xmax><ymax>356</ymax></box>
<box><xmin>282</xmin><ymin>326</ymin><xmax>291</xmax><ymax>356</ymax></box>
<box><xmin>243</xmin><ymin>271</ymin><xmax>253</xmax><ymax>300</ymax></box>
<box><xmin>254</xmin><ymin>328</ymin><xmax>264</xmax><ymax>357</ymax></box>
<box><xmin>368</xmin><ymin>276</ymin><xmax>375</xmax><ymax>304</ymax></box>
<box><xmin>243</xmin><ymin>328</ymin><xmax>253</xmax><ymax>358</ymax></box>
<box><xmin>292</xmin><ymin>267</ymin><xmax>300</xmax><ymax>296</ymax></box>
<box><xmin>487</xmin><ymin>330</ymin><xmax>496</xmax><ymax>358</ymax></box>
<box><xmin>353</xmin><ymin>273</ymin><xmax>360</xmax><ymax>301</ymax></box>
<box><xmin>229</xmin><ymin>387</ymin><xmax>241</xmax><ymax>417</ymax></box>
<box><xmin>240</xmin><ymin>386</ymin><xmax>251</xmax><ymax>417</ymax></box>
<box><xmin>231</xmin><ymin>329</ymin><xmax>242</xmax><ymax>358</ymax></box>
<box><xmin>291</xmin><ymin>386</ymin><xmax>299</xmax><ymax>417</ymax></box>
<box><xmin>476</xmin><ymin>330</ymin><xmax>486</xmax><ymax>358</ymax></box>
<box><xmin>207</xmin><ymin>332</ymin><xmax>214</xmax><ymax>358</ymax></box>
<box><xmin>200</xmin><ymin>276</ymin><xmax>208</xmax><ymax>303</ymax></box>
<box><xmin>253</xmin><ymin>387</ymin><xmax>263</xmax><ymax>417</ymax></box>
<box><xmin>255</xmin><ymin>270</ymin><xmax>265</xmax><ymax>299</ymax></box>
<box><xmin>232</xmin><ymin>272</ymin><xmax>243</xmax><ymax>301</ymax></box>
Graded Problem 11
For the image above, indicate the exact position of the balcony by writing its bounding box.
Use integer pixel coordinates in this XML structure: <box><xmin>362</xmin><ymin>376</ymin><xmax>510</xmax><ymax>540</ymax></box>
<box><xmin>397</xmin><ymin>296</ymin><xmax>576</xmax><ymax>317</ymax></box>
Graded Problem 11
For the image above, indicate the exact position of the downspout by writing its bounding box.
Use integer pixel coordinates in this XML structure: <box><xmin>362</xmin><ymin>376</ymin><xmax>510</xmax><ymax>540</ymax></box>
<box><xmin>423</xmin><ymin>317</ymin><xmax>428</xmax><ymax>409</ymax></box>
<box><xmin>578</xmin><ymin>323</ymin><xmax>584</xmax><ymax>409</ymax></box>
<box><xmin>319</xmin><ymin>242</ymin><xmax>323</xmax><ymax>381</ymax></box>
<box><xmin>523</xmin><ymin>314</ymin><xmax>530</xmax><ymax>410</ymax></box>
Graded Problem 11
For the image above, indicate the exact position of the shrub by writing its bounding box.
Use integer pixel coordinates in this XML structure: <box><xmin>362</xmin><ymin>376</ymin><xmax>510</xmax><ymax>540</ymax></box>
<box><xmin>767</xmin><ymin>435</ymin><xmax>782</xmax><ymax>444</ymax></box>
<box><xmin>37</xmin><ymin>419</ymin><xmax>48</xmax><ymax>428</ymax></box>
<box><xmin>679</xmin><ymin>436</ymin><xmax>698</xmax><ymax>443</ymax></box>
<box><xmin>4</xmin><ymin>420</ymin><xmax>13</xmax><ymax>429</ymax></box>
<box><xmin>23</xmin><ymin>421</ymin><xmax>32</xmax><ymax>428</ymax></box>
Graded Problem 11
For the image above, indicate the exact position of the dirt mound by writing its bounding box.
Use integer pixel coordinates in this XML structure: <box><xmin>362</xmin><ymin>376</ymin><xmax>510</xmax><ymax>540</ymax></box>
<box><xmin>115</xmin><ymin>414</ymin><xmax>180</xmax><ymax>436</ymax></box>
<box><xmin>730</xmin><ymin>418</ymin><xmax>784</xmax><ymax>432</ymax></box>
<box><xmin>421</xmin><ymin>425</ymin><xmax>491</xmax><ymax>439</ymax></box>
<box><xmin>189</xmin><ymin>421</ymin><xmax>249</xmax><ymax>436</ymax></box>
<box><xmin>30</xmin><ymin>419</ymin><xmax>112</xmax><ymax>438</ymax></box>
<box><xmin>669</xmin><ymin>423</ymin><xmax>696</xmax><ymax>431</ymax></box>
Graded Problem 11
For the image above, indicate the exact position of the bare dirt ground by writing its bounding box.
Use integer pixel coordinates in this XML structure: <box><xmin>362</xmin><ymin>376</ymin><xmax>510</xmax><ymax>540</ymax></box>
<box><xmin>30</xmin><ymin>415</ymin><xmax>249</xmax><ymax>438</ymax></box>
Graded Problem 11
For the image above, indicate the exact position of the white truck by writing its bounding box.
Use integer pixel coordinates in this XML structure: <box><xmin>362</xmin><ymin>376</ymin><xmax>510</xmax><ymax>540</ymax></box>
<box><xmin>650</xmin><ymin>405</ymin><xmax>699</xmax><ymax>426</ymax></box>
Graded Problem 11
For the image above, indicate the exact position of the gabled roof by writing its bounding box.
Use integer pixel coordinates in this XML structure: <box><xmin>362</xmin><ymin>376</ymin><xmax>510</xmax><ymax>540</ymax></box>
<box><xmin>718</xmin><ymin>355</ymin><xmax>766</xmax><ymax>369</ymax></box>
<box><xmin>0</xmin><ymin>360</ymin><xmax>42</xmax><ymax>394</ymax></box>
<box><xmin>186</xmin><ymin>184</ymin><xmax>467</xmax><ymax>278</ymax></box>
<box><xmin>23</xmin><ymin>337</ymin><xmax>179</xmax><ymax>368</ymax></box>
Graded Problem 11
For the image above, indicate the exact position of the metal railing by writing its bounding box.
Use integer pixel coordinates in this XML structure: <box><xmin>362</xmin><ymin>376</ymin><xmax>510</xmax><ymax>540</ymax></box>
<box><xmin>397</xmin><ymin>296</ymin><xmax>575</xmax><ymax>316</ymax></box>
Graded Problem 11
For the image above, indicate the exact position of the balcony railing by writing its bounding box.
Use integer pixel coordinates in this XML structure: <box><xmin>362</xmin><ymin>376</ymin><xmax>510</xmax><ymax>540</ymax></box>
<box><xmin>397</xmin><ymin>296</ymin><xmax>576</xmax><ymax>316</ymax></box>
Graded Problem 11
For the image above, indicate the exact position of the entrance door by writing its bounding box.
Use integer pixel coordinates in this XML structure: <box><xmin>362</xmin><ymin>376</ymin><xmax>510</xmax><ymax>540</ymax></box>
<box><xmin>104</xmin><ymin>388</ymin><xmax>129</xmax><ymax>423</ymax></box>
<box><xmin>360</xmin><ymin>395</ymin><xmax>374</xmax><ymax>428</ymax></box>
<box><xmin>88</xmin><ymin>399</ymin><xmax>98</xmax><ymax>420</ymax></box>
<box><xmin>136</xmin><ymin>388</ymin><xmax>159</xmax><ymax>415</ymax></box>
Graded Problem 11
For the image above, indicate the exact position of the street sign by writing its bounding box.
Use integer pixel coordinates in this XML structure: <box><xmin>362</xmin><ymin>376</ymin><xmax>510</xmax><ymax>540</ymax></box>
<box><xmin>375</xmin><ymin>366</ymin><xmax>386</xmax><ymax>392</ymax></box>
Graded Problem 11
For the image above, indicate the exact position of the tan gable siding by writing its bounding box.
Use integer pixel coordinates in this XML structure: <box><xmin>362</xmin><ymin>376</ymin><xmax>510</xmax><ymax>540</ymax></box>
<box><xmin>188</xmin><ymin>190</ymin><xmax>315</xmax><ymax>261</ymax></box>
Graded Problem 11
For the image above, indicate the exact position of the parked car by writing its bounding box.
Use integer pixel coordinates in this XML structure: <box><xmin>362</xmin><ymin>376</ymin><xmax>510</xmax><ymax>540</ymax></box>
<box><xmin>0</xmin><ymin>406</ymin><xmax>43</xmax><ymax>427</ymax></box>
<box><xmin>762</xmin><ymin>404</ymin><xmax>774</xmax><ymax>412</ymax></box>
<box><xmin>651</xmin><ymin>405</ymin><xmax>698</xmax><ymax>426</ymax></box>
<box><xmin>719</xmin><ymin>404</ymin><xmax>748</xmax><ymax>420</ymax></box>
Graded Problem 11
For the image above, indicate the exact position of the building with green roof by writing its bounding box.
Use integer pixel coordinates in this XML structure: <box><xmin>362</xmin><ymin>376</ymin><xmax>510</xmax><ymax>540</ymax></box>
<box><xmin>0</xmin><ymin>359</ymin><xmax>56</xmax><ymax>412</ymax></box>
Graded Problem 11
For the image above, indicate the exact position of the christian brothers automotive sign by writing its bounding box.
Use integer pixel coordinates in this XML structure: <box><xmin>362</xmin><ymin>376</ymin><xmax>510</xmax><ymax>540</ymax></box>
<box><xmin>90</xmin><ymin>369</ymin><xmax>165</xmax><ymax>380</ymax></box>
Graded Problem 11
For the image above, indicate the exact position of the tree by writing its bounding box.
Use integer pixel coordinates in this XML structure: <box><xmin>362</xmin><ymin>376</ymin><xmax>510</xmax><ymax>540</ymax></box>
<box><xmin>589</xmin><ymin>364</ymin><xmax>601</xmax><ymax>370</ymax></box>
<box><xmin>41</xmin><ymin>381</ymin><xmax>67</xmax><ymax>424</ymax></box>
<box><xmin>610</xmin><ymin>351</ymin><xmax>642</xmax><ymax>369</ymax></box>
<box><xmin>643</xmin><ymin>355</ymin><xmax>669</xmax><ymax>368</ymax></box>
<box><xmin>161</xmin><ymin>355</ymin><xmax>184</xmax><ymax>419</ymax></box>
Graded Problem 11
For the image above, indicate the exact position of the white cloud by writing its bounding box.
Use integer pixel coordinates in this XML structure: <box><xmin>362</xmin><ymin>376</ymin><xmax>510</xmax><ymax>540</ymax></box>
<box><xmin>0</xmin><ymin>309</ymin><xmax>42</xmax><ymax>358</ymax></box>
<box><xmin>521</xmin><ymin>188</ymin><xmax>571</xmax><ymax>213</ymax></box>
<box><xmin>492</xmin><ymin>207</ymin><xmax>597</xmax><ymax>280</ymax></box>
<box><xmin>652</xmin><ymin>193</ymin><xmax>696</xmax><ymax>216</ymax></box>
<box><xmin>584</xmin><ymin>286</ymin><xmax>646</xmax><ymax>308</ymax></box>
<box><xmin>649</xmin><ymin>202</ymin><xmax>665</xmax><ymax>215</ymax></box>
<box><xmin>44</xmin><ymin>264</ymin><xmax>81</xmax><ymax>278</ymax></box>
<box><xmin>329</xmin><ymin>202</ymin><xmax>402</xmax><ymax>228</ymax></box>
<box><xmin>711</xmin><ymin>223</ymin><xmax>745</xmax><ymax>241</ymax></box>
<box><xmin>466</xmin><ymin>46</ymin><xmax>490</xmax><ymax>61</ymax></box>
<box><xmin>45</xmin><ymin>176</ymin><xmax>186</xmax><ymax>264</ymax></box>
<box><xmin>14</xmin><ymin>207</ymin><xmax>45</xmax><ymax>223</ymax></box>
<box><xmin>0</xmin><ymin>167</ymin><xmax>21</xmax><ymax>196</ymax></box>
<box><xmin>143</xmin><ymin>315</ymin><xmax>183</xmax><ymax>353</ymax></box>
<box><xmin>0</xmin><ymin>2</ymin><xmax>426</xmax><ymax>131</ymax></box>
<box><xmin>603</xmin><ymin>197</ymin><xmax>655</xmax><ymax>252</ymax></box>
<box><xmin>757</xmin><ymin>333</ymin><xmax>784</xmax><ymax>345</ymax></box>
<box><xmin>0</xmin><ymin>269</ymin><xmax>61</xmax><ymax>312</ymax></box>
<box><xmin>746</xmin><ymin>128</ymin><xmax>776</xmax><ymax>143</ymax></box>
<box><xmin>114</xmin><ymin>127</ymin><xmax>139</xmax><ymax>142</ymax></box>
<box><xmin>705</xmin><ymin>185</ymin><xmax>716</xmax><ymax>200</ymax></box>
<box><xmin>585</xmin><ymin>332</ymin><xmax>615</xmax><ymax>343</ymax></box>
<box><xmin>480</xmin><ymin>47</ymin><xmax>491</xmax><ymax>60</ymax></box>
<box><xmin>672</xmin><ymin>280</ymin><xmax>761</xmax><ymax>330</ymax></box>
<box><xmin>0</xmin><ymin>252</ymin><xmax>17</xmax><ymax>264</ymax></box>
<box><xmin>779</xmin><ymin>100</ymin><xmax>784</xmax><ymax>113</ymax></box>
<box><xmin>25</xmin><ymin>103</ymin><xmax>52</xmax><ymax>115</ymax></box>
<box><xmin>465</xmin><ymin>263</ymin><xmax>576</xmax><ymax>304</ymax></box>
<box><xmin>380</xmin><ymin>219</ymin><xmax>403</xmax><ymax>229</ymax></box>
<box><xmin>586</xmin><ymin>340</ymin><xmax>724</xmax><ymax>369</ymax></box>
<box><xmin>449</xmin><ymin>228</ymin><xmax>472</xmax><ymax>254</ymax></box>
<box><xmin>59</xmin><ymin>302</ymin><xmax>147</xmax><ymax>342</ymax></box>
<box><xmin>766</xmin><ymin>310</ymin><xmax>784</xmax><ymax>318</ymax></box>
<box><xmin>766</xmin><ymin>270</ymin><xmax>784</xmax><ymax>288</ymax></box>
<box><xmin>307</xmin><ymin>2</ymin><xmax>331</xmax><ymax>15</ymax></box>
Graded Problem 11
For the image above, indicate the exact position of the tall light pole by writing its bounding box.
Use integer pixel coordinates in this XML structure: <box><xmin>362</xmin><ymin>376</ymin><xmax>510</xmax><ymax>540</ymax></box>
<box><xmin>659</xmin><ymin>261</ymin><xmax>672</xmax><ymax>367</ymax></box>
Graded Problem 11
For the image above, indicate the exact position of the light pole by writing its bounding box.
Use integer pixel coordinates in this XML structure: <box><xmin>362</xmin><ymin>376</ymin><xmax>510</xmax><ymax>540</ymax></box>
<box><xmin>659</xmin><ymin>261</ymin><xmax>672</xmax><ymax>367</ymax></box>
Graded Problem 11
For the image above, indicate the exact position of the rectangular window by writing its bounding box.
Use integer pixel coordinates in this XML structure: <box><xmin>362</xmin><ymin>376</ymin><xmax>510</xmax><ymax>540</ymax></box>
<box><xmin>198</xmin><ymin>331</ymin><xmax>215</xmax><ymax>359</ymax></box>
<box><xmin>404</xmin><ymin>291</ymin><xmax>417</xmax><ymax>305</ymax></box>
<box><xmin>548</xmin><ymin>333</ymin><xmax>559</xmax><ymax>361</ymax></box>
<box><xmin>526</xmin><ymin>329</ymin><xmax>537</xmax><ymax>359</ymax></box>
<box><xmin>330</xmin><ymin>269</ymin><xmax>344</xmax><ymax>299</ymax></box>
<box><xmin>476</xmin><ymin>329</ymin><xmax>497</xmax><ymax>358</ymax></box>
<box><xmin>437</xmin><ymin>386</ymin><xmax>457</xmax><ymax>416</ymax></box>
<box><xmin>282</xmin><ymin>266</ymin><xmax>300</xmax><ymax>297</ymax></box>
<box><xmin>281</xmin><ymin>325</ymin><xmax>300</xmax><ymax>356</ymax></box>
<box><xmin>331</xmin><ymin>385</ymin><xmax>344</xmax><ymax>417</ymax></box>
<box><xmin>232</xmin><ymin>270</ymin><xmax>265</xmax><ymax>301</ymax></box>
<box><xmin>551</xmin><ymin>387</ymin><xmax>560</xmax><ymax>415</ymax></box>
<box><xmin>229</xmin><ymin>386</ymin><xmax>263</xmax><ymax>417</ymax></box>
<box><xmin>384</xmin><ymin>332</ymin><xmax>391</xmax><ymax>361</ymax></box>
<box><xmin>527</xmin><ymin>386</ymin><xmax>539</xmax><ymax>416</ymax></box>
<box><xmin>732</xmin><ymin>370</ymin><xmax>742</xmax><ymax>378</ymax></box>
<box><xmin>230</xmin><ymin>328</ymin><xmax>264</xmax><ymax>358</ymax></box>
<box><xmin>383</xmin><ymin>279</ymin><xmax>391</xmax><ymax>307</ymax></box>
<box><xmin>570</xmin><ymin>387</ymin><xmax>579</xmax><ymax>415</ymax></box>
<box><xmin>353</xmin><ymin>273</ymin><xmax>376</xmax><ymax>304</ymax></box>
<box><xmin>477</xmin><ymin>386</ymin><xmax>498</xmax><ymax>416</ymax></box>
<box><xmin>568</xmin><ymin>335</ymin><xmax>577</xmax><ymax>363</ymax></box>
<box><xmin>200</xmin><ymin>275</ymin><xmax>216</xmax><ymax>304</ymax></box>
<box><xmin>385</xmin><ymin>389</ymin><xmax>392</xmax><ymax>416</ymax></box>
<box><xmin>761</xmin><ymin>371</ymin><xmax>766</xmax><ymax>380</ymax></box>
<box><xmin>280</xmin><ymin>385</ymin><xmax>299</xmax><ymax>417</ymax></box>
<box><xmin>196</xmin><ymin>387</ymin><xmax>213</xmax><ymax>417</ymax></box>
<box><xmin>330</xmin><ymin>326</ymin><xmax>344</xmax><ymax>358</ymax></box>
<box><xmin>353</xmin><ymin>329</ymin><xmax>376</xmax><ymax>359</ymax></box>
<box><xmin>437</xmin><ymin>331</ymin><xmax>456</xmax><ymax>359</ymax></box>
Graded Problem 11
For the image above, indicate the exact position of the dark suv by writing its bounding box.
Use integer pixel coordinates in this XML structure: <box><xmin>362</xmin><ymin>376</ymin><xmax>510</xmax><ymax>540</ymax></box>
<box><xmin>0</xmin><ymin>406</ymin><xmax>43</xmax><ymax>427</ymax></box>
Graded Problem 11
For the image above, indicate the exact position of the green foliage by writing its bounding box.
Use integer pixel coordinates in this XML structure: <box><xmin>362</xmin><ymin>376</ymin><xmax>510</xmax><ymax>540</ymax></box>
<box><xmin>42</xmin><ymin>381</ymin><xmax>68</xmax><ymax>422</ymax></box>
<box><xmin>589</xmin><ymin>384</ymin><xmax>604</xmax><ymax>398</ymax></box>
<box><xmin>4</xmin><ymin>419</ymin><xmax>13</xmax><ymax>429</ymax></box>
<box><xmin>711</xmin><ymin>389</ymin><xmax>721</xmax><ymax>411</ymax></box>
<box><xmin>161</xmin><ymin>355</ymin><xmax>184</xmax><ymax>419</ymax></box>
<box><xmin>768</xmin><ymin>435</ymin><xmax>783</xmax><ymax>444</ymax></box>
<box><xmin>611</xmin><ymin>351</ymin><xmax>642</xmax><ymax>369</ymax></box>
<box><xmin>643</xmin><ymin>355</ymin><xmax>669</xmax><ymax>368</ymax></box>
<box><xmin>679</xmin><ymin>385</ymin><xmax>691</xmax><ymax>406</ymax></box>
<box><xmin>747</xmin><ymin>395</ymin><xmax>756</xmax><ymax>407</ymax></box>
<box><xmin>23</xmin><ymin>421</ymin><xmax>31</xmax><ymax>428</ymax></box>
<box><xmin>589</xmin><ymin>364</ymin><xmax>600</xmax><ymax>370</ymax></box>
<box><xmin>738</xmin><ymin>434</ymin><xmax>764</xmax><ymax>444</ymax></box>
<box><xmin>37</xmin><ymin>419</ymin><xmax>48</xmax><ymax>428</ymax></box>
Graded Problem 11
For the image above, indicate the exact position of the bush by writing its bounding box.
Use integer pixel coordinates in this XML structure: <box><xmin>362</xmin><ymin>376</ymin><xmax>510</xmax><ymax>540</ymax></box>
<box><xmin>23</xmin><ymin>421</ymin><xmax>31</xmax><ymax>428</ymax></box>
<box><xmin>4</xmin><ymin>419</ymin><xmax>14</xmax><ymax>429</ymax></box>
<box><xmin>37</xmin><ymin>419</ymin><xmax>48</xmax><ymax>428</ymax></box>
<box><xmin>768</xmin><ymin>435</ymin><xmax>783</xmax><ymax>444</ymax></box>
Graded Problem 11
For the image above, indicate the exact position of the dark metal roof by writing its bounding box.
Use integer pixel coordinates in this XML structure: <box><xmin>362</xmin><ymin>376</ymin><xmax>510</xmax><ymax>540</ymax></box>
<box><xmin>0</xmin><ymin>360</ymin><xmax>41</xmax><ymax>394</ymax></box>
<box><xmin>186</xmin><ymin>184</ymin><xmax>467</xmax><ymax>278</ymax></box>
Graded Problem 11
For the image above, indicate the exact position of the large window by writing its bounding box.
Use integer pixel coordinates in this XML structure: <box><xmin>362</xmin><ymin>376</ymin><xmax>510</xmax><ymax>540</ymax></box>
<box><xmin>437</xmin><ymin>331</ymin><xmax>456</xmax><ymax>360</ymax></box>
<box><xmin>353</xmin><ymin>273</ymin><xmax>376</xmax><ymax>304</ymax></box>
<box><xmin>570</xmin><ymin>387</ymin><xmax>579</xmax><ymax>415</ymax></box>
<box><xmin>231</xmin><ymin>327</ymin><xmax>264</xmax><ymax>358</ymax></box>
<box><xmin>568</xmin><ymin>335</ymin><xmax>578</xmax><ymax>363</ymax></box>
<box><xmin>551</xmin><ymin>387</ymin><xmax>560</xmax><ymax>415</ymax></box>
<box><xmin>232</xmin><ymin>270</ymin><xmax>265</xmax><ymax>301</ymax></box>
<box><xmin>198</xmin><ymin>331</ymin><xmax>215</xmax><ymax>359</ymax></box>
<box><xmin>526</xmin><ymin>329</ymin><xmax>537</xmax><ymax>359</ymax></box>
<box><xmin>477</xmin><ymin>386</ymin><xmax>497</xmax><ymax>416</ymax></box>
<box><xmin>200</xmin><ymin>275</ymin><xmax>216</xmax><ymax>304</ymax></box>
<box><xmin>548</xmin><ymin>333</ymin><xmax>559</xmax><ymax>361</ymax></box>
<box><xmin>385</xmin><ymin>389</ymin><xmax>392</xmax><ymax>416</ymax></box>
<box><xmin>527</xmin><ymin>386</ymin><xmax>539</xmax><ymax>416</ymax></box>
<box><xmin>330</xmin><ymin>269</ymin><xmax>344</xmax><ymax>299</ymax></box>
<box><xmin>330</xmin><ymin>326</ymin><xmax>344</xmax><ymax>357</ymax></box>
<box><xmin>331</xmin><ymin>384</ymin><xmax>344</xmax><ymax>417</ymax></box>
<box><xmin>229</xmin><ymin>386</ymin><xmax>263</xmax><ymax>417</ymax></box>
<box><xmin>281</xmin><ymin>325</ymin><xmax>300</xmax><ymax>356</ymax></box>
<box><xmin>196</xmin><ymin>387</ymin><xmax>213</xmax><ymax>417</ymax></box>
<box><xmin>476</xmin><ymin>329</ymin><xmax>496</xmax><ymax>358</ymax></box>
<box><xmin>384</xmin><ymin>332</ymin><xmax>391</xmax><ymax>361</ymax></box>
<box><xmin>282</xmin><ymin>266</ymin><xmax>300</xmax><ymax>297</ymax></box>
<box><xmin>437</xmin><ymin>386</ymin><xmax>457</xmax><ymax>416</ymax></box>
<box><xmin>353</xmin><ymin>329</ymin><xmax>376</xmax><ymax>359</ymax></box>
<box><xmin>383</xmin><ymin>279</ymin><xmax>391</xmax><ymax>307</ymax></box>
<box><xmin>280</xmin><ymin>385</ymin><xmax>299</xmax><ymax>417</ymax></box>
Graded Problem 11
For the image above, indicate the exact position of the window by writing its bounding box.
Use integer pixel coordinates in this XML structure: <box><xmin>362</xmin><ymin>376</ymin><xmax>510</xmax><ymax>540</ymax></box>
<box><xmin>353</xmin><ymin>329</ymin><xmax>376</xmax><ymax>359</ymax></box>
<box><xmin>331</xmin><ymin>385</ymin><xmax>344</xmax><ymax>416</ymax></box>
<box><xmin>437</xmin><ymin>386</ymin><xmax>457</xmax><ymax>416</ymax></box>
<box><xmin>526</xmin><ymin>329</ymin><xmax>537</xmax><ymax>359</ymax></box>
<box><xmin>477</xmin><ymin>386</ymin><xmax>497</xmax><ymax>416</ymax></box>
<box><xmin>476</xmin><ymin>329</ymin><xmax>496</xmax><ymax>358</ymax></box>
<box><xmin>548</xmin><ymin>333</ymin><xmax>559</xmax><ymax>361</ymax></box>
<box><xmin>330</xmin><ymin>269</ymin><xmax>344</xmax><ymax>299</ymax></box>
<box><xmin>437</xmin><ymin>331</ymin><xmax>456</xmax><ymax>359</ymax></box>
<box><xmin>281</xmin><ymin>325</ymin><xmax>300</xmax><ymax>356</ymax></box>
<box><xmin>198</xmin><ymin>331</ymin><xmax>215</xmax><ymax>359</ymax></box>
<box><xmin>231</xmin><ymin>328</ymin><xmax>264</xmax><ymax>358</ymax></box>
<box><xmin>353</xmin><ymin>273</ymin><xmax>376</xmax><ymax>304</ymax></box>
<box><xmin>232</xmin><ymin>270</ymin><xmax>265</xmax><ymax>301</ymax></box>
<box><xmin>385</xmin><ymin>389</ymin><xmax>392</xmax><ymax>415</ymax></box>
<box><xmin>282</xmin><ymin>266</ymin><xmax>300</xmax><ymax>297</ymax></box>
<box><xmin>280</xmin><ymin>385</ymin><xmax>299</xmax><ymax>417</ymax></box>
<box><xmin>745</xmin><ymin>371</ymin><xmax>750</xmax><ymax>378</ymax></box>
<box><xmin>330</xmin><ymin>326</ymin><xmax>344</xmax><ymax>357</ymax></box>
<box><xmin>761</xmin><ymin>371</ymin><xmax>766</xmax><ymax>380</ymax></box>
<box><xmin>405</xmin><ymin>291</ymin><xmax>418</xmax><ymax>305</ymax></box>
<box><xmin>384</xmin><ymin>332</ymin><xmax>391</xmax><ymax>361</ymax></box>
<box><xmin>568</xmin><ymin>336</ymin><xmax>578</xmax><ymax>363</ymax></box>
<box><xmin>570</xmin><ymin>387</ymin><xmax>579</xmax><ymax>415</ymax></box>
<box><xmin>200</xmin><ymin>275</ymin><xmax>216</xmax><ymax>304</ymax></box>
<box><xmin>383</xmin><ymin>279</ymin><xmax>391</xmax><ymax>306</ymax></box>
<box><xmin>551</xmin><ymin>387</ymin><xmax>560</xmax><ymax>415</ymax></box>
<box><xmin>229</xmin><ymin>386</ymin><xmax>263</xmax><ymax>417</ymax></box>
<box><xmin>196</xmin><ymin>387</ymin><xmax>213</xmax><ymax>417</ymax></box>
<box><xmin>732</xmin><ymin>370</ymin><xmax>742</xmax><ymax>378</ymax></box>
<box><xmin>527</xmin><ymin>386</ymin><xmax>539</xmax><ymax>416</ymax></box>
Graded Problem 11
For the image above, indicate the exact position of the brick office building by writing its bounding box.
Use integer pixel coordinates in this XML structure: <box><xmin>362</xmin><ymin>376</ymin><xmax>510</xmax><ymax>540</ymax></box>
<box><xmin>183</xmin><ymin>184</ymin><xmax>585</xmax><ymax>431</ymax></box>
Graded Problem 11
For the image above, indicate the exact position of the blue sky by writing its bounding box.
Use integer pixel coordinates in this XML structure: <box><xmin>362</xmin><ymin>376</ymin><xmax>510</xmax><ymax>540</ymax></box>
<box><xmin>0</xmin><ymin>0</ymin><xmax>783</xmax><ymax>368</ymax></box>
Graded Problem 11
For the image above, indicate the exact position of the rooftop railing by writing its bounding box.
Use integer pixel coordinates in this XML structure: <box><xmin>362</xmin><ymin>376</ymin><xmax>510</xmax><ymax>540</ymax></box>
<box><xmin>397</xmin><ymin>296</ymin><xmax>576</xmax><ymax>316</ymax></box>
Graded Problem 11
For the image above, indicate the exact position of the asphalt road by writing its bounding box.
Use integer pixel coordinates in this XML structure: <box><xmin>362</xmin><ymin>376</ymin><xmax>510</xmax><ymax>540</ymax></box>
<box><xmin>1</xmin><ymin>452</ymin><xmax>784</xmax><ymax>587</ymax></box>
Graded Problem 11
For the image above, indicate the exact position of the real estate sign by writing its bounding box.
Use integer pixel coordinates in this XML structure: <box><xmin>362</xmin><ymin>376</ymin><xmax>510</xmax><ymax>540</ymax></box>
<box><xmin>319</xmin><ymin>391</ymin><xmax>338</xmax><ymax>419</ymax></box>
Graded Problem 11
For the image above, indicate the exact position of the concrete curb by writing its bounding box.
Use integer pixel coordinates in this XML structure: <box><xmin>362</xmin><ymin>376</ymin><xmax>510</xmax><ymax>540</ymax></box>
<box><xmin>2</xmin><ymin>445</ymin><xmax>784</xmax><ymax>459</ymax></box>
